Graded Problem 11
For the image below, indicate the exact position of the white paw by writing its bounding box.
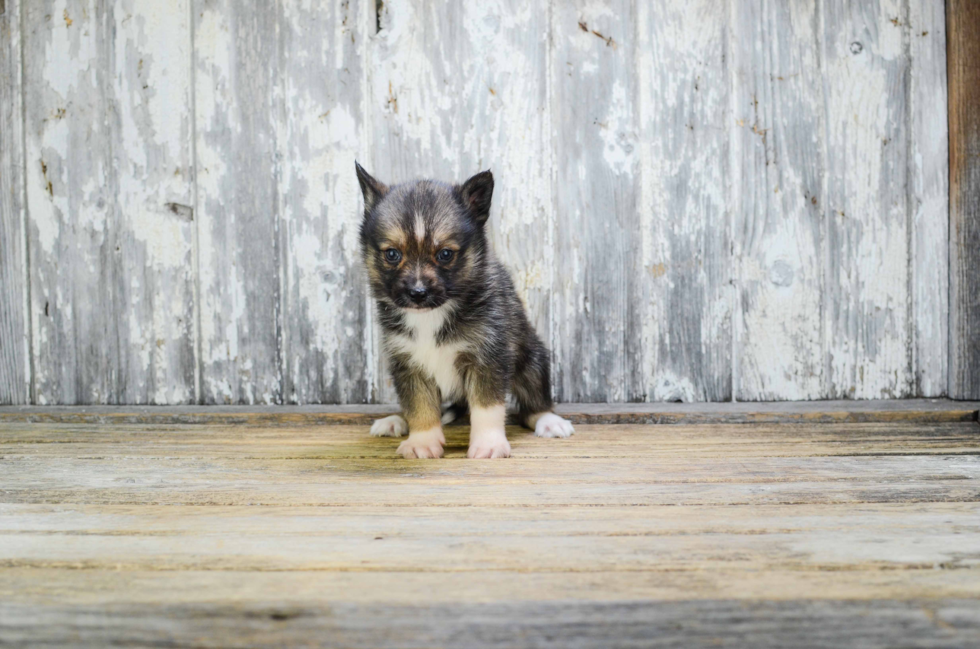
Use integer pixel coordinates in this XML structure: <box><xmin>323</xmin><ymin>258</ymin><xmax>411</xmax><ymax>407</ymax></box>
<box><xmin>396</xmin><ymin>428</ymin><xmax>445</xmax><ymax>459</ymax></box>
<box><xmin>370</xmin><ymin>415</ymin><xmax>408</xmax><ymax>438</ymax></box>
<box><xmin>534</xmin><ymin>413</ymin><xmax>574</xmax><ymax>438</ymax></box>
<box><xmin>441</xmin><ymin>409</ymin><xmax>458</xmax><ymax>425</ymax></box>
<box><xmin>467</xmin><ymin>429</ymin><xmax>511</xmax><ymax>459</ymax></box>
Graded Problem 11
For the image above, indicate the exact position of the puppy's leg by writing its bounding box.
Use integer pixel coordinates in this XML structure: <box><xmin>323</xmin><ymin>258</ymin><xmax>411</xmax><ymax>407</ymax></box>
<box><xmin>462</xmin><ymin>357</ymin><xmax>510</xmax><ymax>459</ymax></box>
<box><xmin>513</xmin><ymin>335</ymin><xmax>574</xmax><ymax>439</ymax></box>
<box><xmin>467</xmin><ymin>403</ymin><xmax>510</xmax><ymax>459</ymax></box>
<box><xmin>389</xmin><ymin>355</ymin><xmax>444</xmax><ymax>459</ymax></box>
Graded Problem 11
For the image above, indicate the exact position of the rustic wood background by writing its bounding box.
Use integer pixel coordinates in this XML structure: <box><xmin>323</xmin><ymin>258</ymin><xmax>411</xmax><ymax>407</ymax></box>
<box><xmin>0</xmin><ymin>0</ymin><xmax>956</xmax><ymax>405</ymax></box>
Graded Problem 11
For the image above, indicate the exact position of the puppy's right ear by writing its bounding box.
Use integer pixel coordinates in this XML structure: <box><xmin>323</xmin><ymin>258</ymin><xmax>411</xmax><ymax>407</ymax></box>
<box><xmin>355</xmin><ymin>161</ymin><xmax>388</xmax><ymax>212</ymax></box>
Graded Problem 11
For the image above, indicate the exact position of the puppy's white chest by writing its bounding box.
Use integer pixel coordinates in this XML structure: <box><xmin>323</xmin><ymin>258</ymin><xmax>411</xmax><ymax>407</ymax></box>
<box><xmin>390</xmin><ymin>308</ymin><xmax>464</xmax><ymax>400</ymax></box>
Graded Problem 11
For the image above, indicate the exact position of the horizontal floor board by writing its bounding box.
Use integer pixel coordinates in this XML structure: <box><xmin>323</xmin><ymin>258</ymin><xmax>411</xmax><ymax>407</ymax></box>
<box><xmin>1</xmin><ymin>399</ymin><xmax>978</xmax><ymax>426</ymax></box>
<box><xmin>1</xmin><ymin>418</ymin><xmax>978</xmax><ymax>646</ymax></box>
<box><xmin>1</xmin><ymin>599</ymin><xmax>979</xmax><ymax>649</ymax></box>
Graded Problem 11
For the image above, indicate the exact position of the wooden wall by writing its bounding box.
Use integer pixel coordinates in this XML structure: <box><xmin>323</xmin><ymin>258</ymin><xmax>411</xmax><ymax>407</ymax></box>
<box><xmin>0</xmin><ymin>0</ymin><xmax>956</xmax><ymax>404</ymax></box>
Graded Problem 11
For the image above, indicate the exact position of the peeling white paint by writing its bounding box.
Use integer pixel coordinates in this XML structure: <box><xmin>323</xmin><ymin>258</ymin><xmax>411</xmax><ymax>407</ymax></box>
<box><xmin>6</xmin><ymin>0</ymin><xmax>952</xmax><ymax>405</ymax></box>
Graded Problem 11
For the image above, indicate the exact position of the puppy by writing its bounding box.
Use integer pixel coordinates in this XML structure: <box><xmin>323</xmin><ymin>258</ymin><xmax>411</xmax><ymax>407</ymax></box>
<box><xmin>355</xmin><ymin>162</ymin><xmax>574</xmax><ymax>459</ymax></box>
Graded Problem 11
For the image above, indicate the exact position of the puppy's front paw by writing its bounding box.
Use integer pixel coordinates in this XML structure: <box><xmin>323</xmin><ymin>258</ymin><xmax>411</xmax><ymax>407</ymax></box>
<box><xmin>534</xmin><ymin>413</ymin><xmax>574</xmax><ymax>438</ymax></box>
<box><xmin>396</xmin><ymin>428</ymin><xmax>445</xmax><ymax>459</ymax></box>
<box><xmin>467</xmin><ymin>430</ymin><xmax>511</xmax><ymax>459</ymax></box>
<box><xmin>370</xmin><ymin>414</ymin><xmax>408</xmax><ymax>437</ymax></box>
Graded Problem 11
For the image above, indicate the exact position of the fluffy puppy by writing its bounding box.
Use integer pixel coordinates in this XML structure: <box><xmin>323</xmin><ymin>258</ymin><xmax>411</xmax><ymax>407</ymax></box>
<box><xmin>356</xmin><ymin>162</ymin><xmax>574</xmax><ymax>459</ymax></box>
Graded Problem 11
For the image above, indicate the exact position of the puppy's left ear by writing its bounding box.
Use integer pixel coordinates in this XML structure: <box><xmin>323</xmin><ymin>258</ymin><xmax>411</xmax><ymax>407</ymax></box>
<box><xmin>458</xmin><ymin>170</ymin><xmax>494</xmax><ymax>225</ymax></box>
<box><xmin>355</xmin><ymin>161</ymin><xmax>388</xmax><ymax>212</ymax></box>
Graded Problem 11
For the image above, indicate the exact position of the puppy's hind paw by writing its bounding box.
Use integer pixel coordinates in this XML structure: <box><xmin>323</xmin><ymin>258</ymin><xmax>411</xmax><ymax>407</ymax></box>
<box><xmin>370</xmin><ymin>415</ymin><xmax>408</xmax><ymax>438</ymax></box>
<box><xmin>533</xmin><ymin>413</ymin><xmax>574</xmax><ymax>438</ymax></box>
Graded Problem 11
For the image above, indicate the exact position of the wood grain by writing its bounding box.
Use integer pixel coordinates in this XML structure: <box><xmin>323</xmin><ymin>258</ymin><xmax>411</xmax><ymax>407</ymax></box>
<box><xmin>193</xmin><ymin>0</ymin><xmax>282</xmax><ymax>404</ymax></box>
<box><xmin>368</xmin><ymin>0</ymin><xmax>553</xmax><ymax>403</ymax></box>
<box><xmin>278</xmin><ymin>0</ymin><xmax>372</xmax><ymax>404</ymax></box>
<box><xmin>732</xmin><ymin>0</ymin><xmax>823</xmax><ymax>400</ymax></box>
<box><xmin>0</xmin><ymin>418</ymin><xmax>978</xmax><ymax>646</ymax></box>
<box><xmin>910</xmin><ymin>0</ymin><xmax>949</xmax><ymax>397</ymax></box>
<box><xmin>948</xmin><ymin>0</ymin><xmax>980</xmax><ymax>399</ymax></box>
<box><xmin>822</xmin><ymin>0</ymin><xmax>913</xmax><ymax>399</ymax></box>
<box><xmin>0</xmin><ymin>0</ymin><xmax>961</xmax><ymax>405</ymax></box>
<box><xmin>22</xmin><ymin>0</ymin><xmax>196</xmax><ymax>405</ymax></box>
<box><xmin>636</xmin><ymin>0</ymin><xmax>732</xmax><ymax>402</ymax></box>
<box><xmin>551</xmin><ymin>0</ymin><xmax>638</xmax><ymax>402</ymax></box>
<box><xmin>0</xmin><ymin>0</ymin><xmax>28</xmax><ymax>404</ymax></box>
<box><xmin>0</xmin><ymin>399</ymin><xmax>977</xmax><ymax>426</ymax></box>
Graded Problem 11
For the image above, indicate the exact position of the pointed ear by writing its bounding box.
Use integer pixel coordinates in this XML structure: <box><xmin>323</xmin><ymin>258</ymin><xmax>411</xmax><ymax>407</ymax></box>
<box><xmin>458</xmin><ymin>170</ymin><xmax>494</xmax><ymax>225</ymax></box>
<box><xmin>355</xmin><ymin>161</ymin><xmax>388</xmax><ymax>212</ymax></box>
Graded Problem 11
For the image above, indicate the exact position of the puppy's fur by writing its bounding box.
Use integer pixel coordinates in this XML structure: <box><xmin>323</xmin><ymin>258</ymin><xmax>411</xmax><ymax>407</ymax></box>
<box><xmin>356</xmin><ymin>163</ymin><xmax>574</xmax><ymax>459</ymax></box>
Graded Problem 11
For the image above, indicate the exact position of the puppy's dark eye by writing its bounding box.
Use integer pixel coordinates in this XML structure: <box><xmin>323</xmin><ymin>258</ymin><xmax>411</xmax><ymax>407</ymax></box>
<box><xmin>436</xmin><ymin>248</ymin><xmax>454</xmax><ymax>263</ymax></box>
<box><xmin>383</xmin><ymin>248</ymin><xmax>401</xmax><ymax>263</ymax></box>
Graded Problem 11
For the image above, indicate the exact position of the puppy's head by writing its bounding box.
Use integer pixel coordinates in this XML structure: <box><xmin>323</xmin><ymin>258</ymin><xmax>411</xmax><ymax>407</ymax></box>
<box><xmin>356</xmin><ymin>162</ymin><xmax>493</xmax><ymax>311</ymax></box>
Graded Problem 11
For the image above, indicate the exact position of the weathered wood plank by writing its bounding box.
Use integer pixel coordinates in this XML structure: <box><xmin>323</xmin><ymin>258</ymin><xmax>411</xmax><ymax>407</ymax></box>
<box><xmin>1</xmin><ymin>415</ymin><xmax>978</xmax><ymax>646</ymax></box>
<box><xmin>947</xmin><ymin>0</ymin><xmax>980</xmax><ymax>400</ymax></box>
<box><xmin>23</xmin><ymin>0</ymin><xmax>196</xmax><ymax>405</ymax></box>
<box><xmin>3</xmin><ymin>421</ymin><xmax>978</xmax><ymax>455</ymax></box>
<box><xmin>550</xmin><ymin>0</ymin><xmax>637</xmax><ymax>402</ymax></box>
<box><xmin>1</xmin><ymin>422</ymin><xmax>977</xmax><ymax>506</ymax></box>
<box><xmin>2</xmin><ymin>502</ymin><xmax>977</xmax><ymax>571</ymax></box>
<box><xmin>732</xmin><ymin>0</ymin><xmax>823</xmax><ymax>400</ymax></box>
<box><xmin>1</xmin><ymin>569</ymin><xmax>978</xmax><ymax>609</ymax></box>
<box><xmin>636</xmin><ymin>1</ymin><xmax>731</xmax><ymax>401</ymax></box>
<box><xmin>0</xmin><ymin>0</ymin><xmax>29</xmax><ymax>404</ymax></box>
<box><xmin>279</xmin><ymin>0</ymin><xmax>371</xmax><ymax>404</ymax></box>
<box><xmin>909</xmin><ymin>0</ymin><xmax>948</xmax><ymax>397</ymax></box>
<box><xmin>821</xmin><ymin>0</ymin><xmax>913</xmax><ymax>399</ymax></box>
<box><xmin>368</xmin><ymin>0</ymin><xmax>552</xmax><ymax>403</ymax></box>
<box><xmin>3</xmin><ymin>597</ymin><xmax>979</xmax><ymax>649</ymax></box>
<box><xmin>1</xmin><ymin>399</ymin><xmax>978</xmax><ymax>425</ymax></box>
<box><xmin>193</xmin><ymin>0</ymin><xmax>281</xmax><ymax>404</ymax></box>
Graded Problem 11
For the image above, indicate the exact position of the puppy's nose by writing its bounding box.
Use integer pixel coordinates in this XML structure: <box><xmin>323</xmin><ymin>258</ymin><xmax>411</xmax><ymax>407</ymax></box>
<box><xmin>408</xmin><ymin>287</ymin><xmax>428</xmax><ymax>304</ymax></box>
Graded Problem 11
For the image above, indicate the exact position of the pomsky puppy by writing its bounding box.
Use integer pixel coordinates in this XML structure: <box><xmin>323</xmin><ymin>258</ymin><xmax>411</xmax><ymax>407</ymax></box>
<box><xmin>356</xmin><ymin>162</ymin><xmax>574</xmax><ymax>459</ymax></box>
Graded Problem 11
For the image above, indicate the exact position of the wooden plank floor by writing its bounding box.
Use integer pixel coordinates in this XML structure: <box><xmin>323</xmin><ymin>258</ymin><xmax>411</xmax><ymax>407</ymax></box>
<box><xmin>1</xmin><ymin>416</ymin><xmax>979</xmax><ymax>647</ymax></box>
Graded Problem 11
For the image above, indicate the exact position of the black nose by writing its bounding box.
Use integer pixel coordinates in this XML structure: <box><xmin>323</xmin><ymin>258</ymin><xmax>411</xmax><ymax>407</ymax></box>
<box><xmin>408</xmin><ymin>287</ymin><xmax>428</xmax><ymax>304</ymax></box>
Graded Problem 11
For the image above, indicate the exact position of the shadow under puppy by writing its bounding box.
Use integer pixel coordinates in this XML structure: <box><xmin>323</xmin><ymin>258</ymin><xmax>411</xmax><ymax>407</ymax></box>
<box><xmin>356</xmin><ymin>162</ymin><xmax>574</xmax><ymax>459</ymax></box>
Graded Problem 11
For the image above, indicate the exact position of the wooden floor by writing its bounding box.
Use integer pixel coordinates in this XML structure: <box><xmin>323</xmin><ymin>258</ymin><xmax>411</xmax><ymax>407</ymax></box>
<box><xmin>1</xmin><ymin>410</ymin><xmax>979</xmax><ymax>647</ymax></box>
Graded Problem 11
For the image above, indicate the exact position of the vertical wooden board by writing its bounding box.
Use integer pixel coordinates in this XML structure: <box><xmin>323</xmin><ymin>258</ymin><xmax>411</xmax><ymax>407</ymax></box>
<box><xmin>368</xmin><ymin>0</ymin><xmax>462</xmax><ymax>403</ymax></box>
<box><xmin>369</xmin><ymin>0</ymin><xmax>552</xmax><ymax>404</ymax></box>
<box><xmin>454</xmin><ymin>0</ymin><xmax>553</xmax><ymax>389</ymax></box>
<box><xmin>635</xmin><ymin>0</ymin><xmax>731</xmax><ymax>402</ymax></box>
<box><xmin>947</xmin><ymin>0</ymin><xmax>980</xmax><ymax>400</ymax></box>
<box><xmin>821</xmin><ymin>0</ymin><xmax>912</xmax><ymax>399</ymax></box>
<box><xmin>107</xmin><ymin>0</ymin><xmax>196</xmax><ymax>403</ymax></box>
<box><xmin>551</xmin><ymin>0</ymin><xmax>638</xmax><ymax>402</ymax></box>
<box><xmin>0</xmin><ymin>0</ymin><xmax>30</xmax><ymax>404</ymax></box>
<box><xmin>194</xmin><ymin>0</ymin><xmax>282</xmax><ymax>404</ymax></box>
<box><xmin>24</xmin><ymin>0</ymin><xmax>195</xmax><ymax>404</ymax></box>
<box><xmin>731</xmin><ymin>0</ymin><xmax>824</xmax><ymax>400</ymax></box>
<box><xmin>279</xmin><ymin>0</ymin><xmax>371</xmax><ymax>404</ymax></box>
<box><xmin>24</xmin><ymin>0</ymin><xmax>115</xmax><ymax>404</ymax></box>
<box><xmin>908</xmin><ymin>0</ymin><xmax>948</xmax><ymax>397</ymax></box>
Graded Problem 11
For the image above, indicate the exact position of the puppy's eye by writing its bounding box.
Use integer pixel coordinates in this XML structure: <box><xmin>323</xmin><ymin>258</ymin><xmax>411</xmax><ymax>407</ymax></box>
<box><xmin>436</xmin><ymin>248</ymin><xmax>454</xmax><ymax>263</ymax></box>
<box><xmin>383</xmin><ymin>248</ymin><xmax>401</xmax><ymax>263</ymax></box>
